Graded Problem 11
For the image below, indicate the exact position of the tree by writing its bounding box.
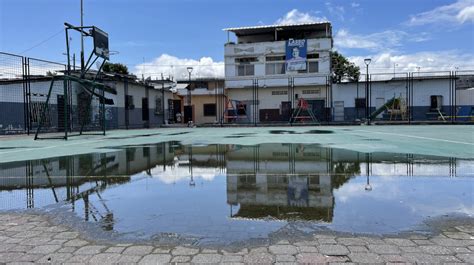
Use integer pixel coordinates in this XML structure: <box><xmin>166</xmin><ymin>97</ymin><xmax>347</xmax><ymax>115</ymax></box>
<box><xmin>103</xmin><ymin>62</ymin><xmax>129</xmax><ymax>75</ymax></box>
<box><xmin>46</xmin><ymin>71</ymin><xmax>57</xmax><ymax>76</ymax></box>
<box><xmin>331</xmin><ymin>51</ymin><xmax>360</xmax><ymax>83</ymax></box>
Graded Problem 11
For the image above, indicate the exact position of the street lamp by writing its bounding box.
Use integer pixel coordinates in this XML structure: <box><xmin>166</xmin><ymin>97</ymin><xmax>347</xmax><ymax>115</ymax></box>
<box><xmin>189</xmin><ymin>146</ymin><xmax>195</xmax><ymax>187</ymax></box>
<box><xmin>364</xmin><ymin>58</ymin><xmax>371</xmax><ymax>124</ymax></box>
<box><xmin>365</xmin><ymin>175</ymin><xmax>372</xmax><ymax>191</ymax></box>
<box><xmin>393</xmin><ymin>63</ymin><xmax>399</xmax><ymax>77</ymax></box>
<box><xmin>364</xmin><ymin>153</ymin><xmax>372</xmax><ymax>191</ymax></box>
<box><xmin>186</xmin><ymin>67</ymin><xmax>193</xmax><ymax>106</ymax></box>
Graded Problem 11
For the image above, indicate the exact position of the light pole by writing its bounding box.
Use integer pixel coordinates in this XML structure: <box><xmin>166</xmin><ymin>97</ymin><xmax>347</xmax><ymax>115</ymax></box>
<box><xmin>364</xmin><ymin>58</ymin><xmax>371</xmax><ymax>124</ymax></box>
<box><xmin>365</xmin><ymin>153</ymin><xmax>372</xmax><ymax>191</ymax></box>
<box><xmin>393</xmin><ymin>63</ymin><xmax>398</xmax><ymax>77</ymax></box>
<box><xmin>186</xmin><ymin>67</ymin><xmax>193</xmax><ymax>106</ymax></box>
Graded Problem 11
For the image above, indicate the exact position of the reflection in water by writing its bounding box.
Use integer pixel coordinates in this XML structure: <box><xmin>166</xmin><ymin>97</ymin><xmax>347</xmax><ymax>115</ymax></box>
<box><xmin>0</xmin><ymin>142</ymin><xmax>472</xmax><ymax>240</ymax></box>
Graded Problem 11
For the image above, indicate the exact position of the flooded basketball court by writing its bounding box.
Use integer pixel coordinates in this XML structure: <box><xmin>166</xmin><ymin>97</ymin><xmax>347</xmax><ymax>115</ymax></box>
<box><xmin>0</xmin><ymin>141</ymin><xmax>472</xmax><ymax>245</ymax></box>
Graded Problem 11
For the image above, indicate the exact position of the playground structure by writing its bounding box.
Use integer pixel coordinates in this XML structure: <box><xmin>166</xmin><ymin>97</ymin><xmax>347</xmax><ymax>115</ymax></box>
<box><xmin>34</xmin><ymin>23</ymin><xmax>111</xmax><ymax>140</ymax></box>
<box><xmin>290</xmin><ymin>98</ymin><xmax>319</xmax><ymax>124</ymax></box>
<box><xmin>369</xmin><ymin>94</ymin><xmax>408</xmax><ymax>121</ymax></box>
<box><xmin>223</xmin><ymin>97</ymin><xmax>250</xmax><ymax>123</ymax></box>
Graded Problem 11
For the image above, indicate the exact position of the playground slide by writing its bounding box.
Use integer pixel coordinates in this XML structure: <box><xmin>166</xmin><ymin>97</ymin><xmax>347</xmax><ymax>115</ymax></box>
<box><xmin>369</xmin><ymin>97</ymin><xmax>396</xmax><ymax>120</ymax></box>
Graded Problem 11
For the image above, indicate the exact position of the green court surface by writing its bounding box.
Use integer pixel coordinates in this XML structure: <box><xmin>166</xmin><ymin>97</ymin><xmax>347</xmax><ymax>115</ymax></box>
<box><xmin>0</xmin><ymin>125</ymin><xmax>473</xmax><ymax>163</ymax></box>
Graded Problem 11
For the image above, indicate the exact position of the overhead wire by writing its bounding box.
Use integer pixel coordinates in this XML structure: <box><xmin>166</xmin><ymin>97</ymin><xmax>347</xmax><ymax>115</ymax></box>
<box><xmin>19</xmin><ymin>29</ymin><xmax>64</xmax><ymax>55</ymax></box>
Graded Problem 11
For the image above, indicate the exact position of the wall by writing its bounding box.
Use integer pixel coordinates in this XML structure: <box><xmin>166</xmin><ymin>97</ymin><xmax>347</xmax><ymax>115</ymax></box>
<box><xmin>190</xmin><ymin>95</ymin><xmax>220</xmax><ymax>124</ymax></box>
<box><xmin>225</xmin><ymin>38</ymin><xmax>331</xmax><ymax>88</ymax></box>
<box><xmin>332</xmin><ymin>78</ymin><xmax>472</xmax><ymax>121</ymax></box>
<box><xmin>0</xmin><ymin>82</ymin><xmax>26</xmax><ymax>131</ymax></box>
<box><xmin>104</xmin><ymin>80</ymin><xmax>165</xmax><ymax>129</ymax></box>
<box><xmin>226</xmin><ymin>85</ymin><xmax>328</xmax><ymax>122</ymax></box>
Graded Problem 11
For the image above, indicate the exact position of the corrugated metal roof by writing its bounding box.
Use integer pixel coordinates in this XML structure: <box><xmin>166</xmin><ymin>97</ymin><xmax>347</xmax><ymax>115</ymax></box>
<box><xmin>223</xmin><ymin>22</ymin><xmax>330</xmax><ymax>32</ymax></box>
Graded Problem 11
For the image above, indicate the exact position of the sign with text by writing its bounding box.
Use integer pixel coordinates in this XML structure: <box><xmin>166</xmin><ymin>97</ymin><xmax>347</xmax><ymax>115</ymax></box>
<box><xmin>286</xmin><ymin>39</ymin><xmax>307</xmax><ymax>72</ymax></box>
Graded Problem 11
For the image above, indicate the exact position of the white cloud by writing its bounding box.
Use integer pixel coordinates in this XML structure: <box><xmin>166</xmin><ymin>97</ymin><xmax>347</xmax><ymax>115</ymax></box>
<box><xmin>134</xmin><ymin>54</ymin><xmax>224</xmax><ymax>80</ymax></box>
<box><xmin>351</xmin><ymin>2</ymin><xmax>360</xmax><ymax>8</ymax></box>
<box><xmin>457</xmin><ymin>5</ymin><xmax>474</xmax><ymax>23</ymax></box>
<box><xmin>335</xmin><ymin>29</ymin><xmax>407</xmax><ymax>51</ymax></box>
<box><xmin>348</xmin><ymin>50</ymin><xmax>474</xmax><ymax>74</ymax></box>
<box><xmin>275</xmin><ymin>9</ymin><xmax>328</xmax><ymax>25</ymax></box>
<box><xmin>325</xmin><ymin>2</ymin><xmax>345</xmax><ymax>21</ymax></box>
<box><xmin>407</xmin><ymin>0</ymin><xmax>474</xmax><ymax>26</ymax></box>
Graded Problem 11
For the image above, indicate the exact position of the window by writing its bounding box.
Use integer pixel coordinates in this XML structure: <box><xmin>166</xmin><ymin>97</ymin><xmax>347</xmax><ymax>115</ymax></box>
<box><xmin>155</xmin><ymin>97</ymin><xmax>162</xmax><ymax>114</ymax></box>
<box><xmin>297</xmin><ymin>61</ymin><xmax>319</xmax><ymax>73</ymax></box>
<box><xmin>266</xmin><ymin>55</ymin><xmax>286</xmax><ymax>75</ymax></box>
<box><xmin>302</xmin><ymin>89</ymin><xmax>320</xmax><ymax>95</ymax></box>
<box><xmin>307</xmin><ymin>53</ymin><xmax>319</xmax><ymax>59</ymax></box>
<box><xmin>143</xmin><ymin>147</ymin><xmax>150</xmax><ymax>158</ymax></box>
<box><xmin>308</xmin><ymin>61</ymin><xmax>319</xmax><ymax>73</ymax></box>
<box><xmin>266</xmin><ymin>55</ymin><xmax>286</xmax><ymax>61</ymax></box>
<box><xmin>272</xmin><ymin>91</ymin><xmax>288</xmax><ymax>95</ymax></box>
<box><xmin>203</xmin><ymin>104</ymin><xmax>216</xmax><ymax>116</ymax></box>
<box><xmin>266</xmin><ymin>63</ymin><xmax>285</xmax><ymax>75</ymax></box>
<box><xmin>125</xmin><ymin>95</ymin><xmax>134</xmax><ymax>109</ymax></box>
<box><xmin>235</xmin><ymin>57</ymin><xmax>257</xmax><ymax>63</ymax></box>
<box><xmin>237</xmin><ymin>64</ymin><xmax>254</xmax><ymax>76</ymax></box>
<box><xmin>236</xmin><ymin>57</ymin><xmax>257</xmax><ymax>76</ymax></box>
<box><xmin>355</xmin><ymin>98</ymin><xmax>366</xmax><ymax>108</ymax></box>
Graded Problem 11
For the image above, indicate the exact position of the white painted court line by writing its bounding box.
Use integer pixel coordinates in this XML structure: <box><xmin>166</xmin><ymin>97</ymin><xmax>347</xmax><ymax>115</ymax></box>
<box><xmin>351</xmin><ymin>129</ymin><xmax>474</xmax><ymax>146</ymax></box>
<box><xmin>0</xmin><ymin>138</ymin><xmax>108</xmax><ymax>155</ymax></box>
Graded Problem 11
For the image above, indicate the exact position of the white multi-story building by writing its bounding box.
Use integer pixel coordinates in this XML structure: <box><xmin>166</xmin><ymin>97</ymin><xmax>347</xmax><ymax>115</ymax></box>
<box><xmin>223</xmin><ymin>22</ymin><xmax>333</xmax><ymax>123</ymax></box>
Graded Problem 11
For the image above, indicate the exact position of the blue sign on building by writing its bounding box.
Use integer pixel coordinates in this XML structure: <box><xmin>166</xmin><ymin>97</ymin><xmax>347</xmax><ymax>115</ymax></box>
<box><xmin>286</xmin><ymin>39</ymin><xmax>307</xmax><ymax>71</ymax></box>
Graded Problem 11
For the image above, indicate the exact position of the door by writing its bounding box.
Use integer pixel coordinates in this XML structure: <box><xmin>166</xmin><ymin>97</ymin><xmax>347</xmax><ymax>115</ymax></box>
<box><xmin>183</xmin><ymin>105</ymin><xmax>193</xmax><ymax>123</ymax></box>
<box><xmin>142</xmin><ymin>98</ymin><xmax>149</xmax><ymax>121</ymax></box>
<box><xmin>57</xmin><ymin>95</ymin><xmax>65</xmax><ymax>131</ymax></box>
<box><xmin>142</xmin><ymin>98</ymin><xmax>149</xmax><ymax>128</ymax></box>
<box><xmin>334</xmin><ymin>101</ymin><xmax>345</xmax><ymax>121</ymax></box>
<box><xmin>281</xmin><ymin>101</ymin><xmax>291</xmax><ymax>121</ymax></box>
<box><xmin>375</xmin><ymin>98</ymin><xmax>385</xmax><ymax>118</ymax></box>
<box><xmin>172</xmin><ymin>100</ymin><xmax>182</xmax><ymax>123</ymax></box>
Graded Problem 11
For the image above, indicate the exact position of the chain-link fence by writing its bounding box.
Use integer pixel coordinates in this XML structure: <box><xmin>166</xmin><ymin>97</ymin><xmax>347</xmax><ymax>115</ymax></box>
<box><xmin>331</xmin><ymin>71</ymin><xmax>473</xmax><ymax>124</ymax></box>
<box><xmin>0</xmin><ymin>52</ymin><xmax>26</xmax><ymax>134</ymax></box>
<box><xmin>217</xmin><ymin>75</ymin><xmax>332</xmax><ymax>126</ymax></box>
<box><xmin>1</xmin><ymin>50</ymin><xmax>473</xmax><ymax>135</ymax></box>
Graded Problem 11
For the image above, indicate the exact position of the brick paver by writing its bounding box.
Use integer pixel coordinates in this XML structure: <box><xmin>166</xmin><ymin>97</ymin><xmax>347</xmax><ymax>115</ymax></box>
<box><xmin>0</xmin><ymin>212</ymin><xmax>472</xmax><ymax>264</ymax></box>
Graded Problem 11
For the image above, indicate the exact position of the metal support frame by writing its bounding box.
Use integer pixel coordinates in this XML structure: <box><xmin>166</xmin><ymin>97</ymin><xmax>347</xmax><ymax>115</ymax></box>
<box><xmin>34</xmin><ymin>75</ymin><xmax>109</xmax><ymax>140</ymax></box>
<box><xmin>288</xmin><ymin>76</ymin><xmax>295</xmax><ymax>125</ymax></box>
<box><xmin>326</xmin><ymin>75</ymin><xmax>332</xmax><ymax>123</ymax></box>
<box><xmin>124</xmin><ymin>77</ymin><xmax>129</xmax><ymax>129</ymax></box>
<box><xmin>252</xmin><ymin>79</ymin><xmax>259</xmax><ymax>126</ymax></box>
<box><xmin>21</xmin><ymin>56</ymin><xmax>29</xmax><ymax>134</ymax></box>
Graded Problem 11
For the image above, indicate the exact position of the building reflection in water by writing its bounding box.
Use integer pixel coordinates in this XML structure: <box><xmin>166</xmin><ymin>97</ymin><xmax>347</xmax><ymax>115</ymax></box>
<box><xmin>0</xmin><ymin>142</ymin><xmax>468</xmax><ymax>229</ymax></box>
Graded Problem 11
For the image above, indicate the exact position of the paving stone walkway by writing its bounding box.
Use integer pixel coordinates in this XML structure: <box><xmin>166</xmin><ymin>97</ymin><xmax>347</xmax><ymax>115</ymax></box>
<box><xmin>0</xmin><ymin>213</ymin><xmax>472</xmax><ymax>264</ymax></box>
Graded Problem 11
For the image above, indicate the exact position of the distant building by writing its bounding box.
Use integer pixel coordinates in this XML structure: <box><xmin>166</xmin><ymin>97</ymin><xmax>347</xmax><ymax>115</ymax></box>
<box><xmin>223</xmin><ymin>22</ymin><xmax>333</xmax><ymax>123</ymax></box>
<box><xmin>173</xmin><ymin>78</ymin><xmax>225</xmax><ymax>124</ymax></box>
<box><xmin>332</xmin><ymin>75</ymin><xmax>474</xmax><ymax>122</ymax></box>
<box><xmin>0</xmin><ymin>72</ymin><xmax>175</xmax><ymax>134</ymax></box>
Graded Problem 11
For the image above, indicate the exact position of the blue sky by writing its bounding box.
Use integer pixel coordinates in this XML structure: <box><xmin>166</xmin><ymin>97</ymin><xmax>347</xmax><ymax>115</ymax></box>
<box><xmin>1</xmin><ymin>0</ymin><xmax>473</xmax><ymax>79</ymax></box>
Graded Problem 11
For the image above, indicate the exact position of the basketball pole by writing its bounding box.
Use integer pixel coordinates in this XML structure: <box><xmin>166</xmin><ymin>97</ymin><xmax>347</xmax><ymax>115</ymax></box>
<box><xmin>80</xmin><ymin>0</ymin><xmax>84</xmax><ymax>73</ymax></box>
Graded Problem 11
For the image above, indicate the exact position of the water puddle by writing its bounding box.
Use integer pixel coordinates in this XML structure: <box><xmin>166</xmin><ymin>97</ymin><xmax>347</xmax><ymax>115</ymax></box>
<box><xmin>0</xmin><ymin>142</ymin><xmax>472</xmax><ymax>244</ymax></box>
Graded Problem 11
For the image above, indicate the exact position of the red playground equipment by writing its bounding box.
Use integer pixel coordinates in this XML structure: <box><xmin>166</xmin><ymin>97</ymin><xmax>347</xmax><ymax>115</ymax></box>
<box><xmin>223</xmin><ymin>98</ymin><xmax>250</xmax><ymax>123</ymax></box>
<box><xmin>290</xmin><ymin>98</ymin><xmax>319</xmax><ymax>123</ymax></box>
